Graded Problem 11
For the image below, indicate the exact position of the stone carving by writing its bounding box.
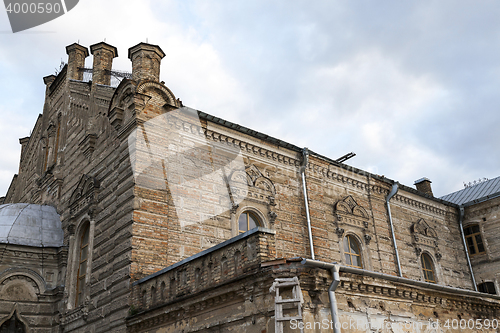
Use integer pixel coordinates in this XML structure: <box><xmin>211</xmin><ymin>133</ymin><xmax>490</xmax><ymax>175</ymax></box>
<box><xmin>69</xmin><ymin>175</ymin><xmax>100</xmax><ymax>217</ymax></box>
<box><xmin>411</xmin><ymin>219</ymin><xmax>437</xmax><ymax>239</ymax></box>
<box><xmin>411</xmin><ymin>219</ymin><xmax>440</xmax><ymax>257</ymax></box>
<box><xmin>364</xmin><ymin>234</ymin><xmax>372</xmax><ymax>245</ymax></box>
<box><xmin>335</xmin><ymin>196</ymin><xmax>369</xmax><ymax>219</ymax></box>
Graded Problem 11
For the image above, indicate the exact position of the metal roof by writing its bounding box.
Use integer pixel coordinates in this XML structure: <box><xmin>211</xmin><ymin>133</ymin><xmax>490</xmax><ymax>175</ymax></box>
<box><xmin>440</xmin><ymin>176</ymin><xmax>500</xmax><ymax>205</ymax></box>
<box><xmin>0</xmin><ymin>203</ymin><xmax>63</xmax><ymax>247</ymax></box>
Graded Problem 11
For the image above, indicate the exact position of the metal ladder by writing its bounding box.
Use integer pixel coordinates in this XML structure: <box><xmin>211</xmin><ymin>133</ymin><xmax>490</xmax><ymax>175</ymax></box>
<box><xmin>270</xmin><ymin>277</ymin><xmax>304</xmax><ymax>333</ymax></box>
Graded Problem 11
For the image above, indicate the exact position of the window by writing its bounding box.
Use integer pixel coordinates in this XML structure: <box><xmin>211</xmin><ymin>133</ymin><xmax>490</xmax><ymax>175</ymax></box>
<box><xmin>464</xmin><ymin>225</ymin><xmax>485</xmax><ymax>256</ymax></box>
<box><xmin>238</xmin><ymin>211</ymin><xmax>260</xmax><ymax>233</ymax></box>
<box><xmin>344</xmin><ymin>235</ymin><xmax>362</xmax><ymax>268</ymax></box>
<box><xmin>0</xmin><ymin>312</ymin><xmax>26</xmax><ymax>332</ymax></box>
<box><xmin>478</xmin><ymin>282</ymin><xmax>496</xmax><ymax>295</ymax></box>
<box><xmin>75</xmin><ymin>224</ymin><xmax>89</xmax><ymax>306</ymax></box>
<box><xmin>421</xmin><ymin>253</ymin><xmax>436</xmax><ymax>283</ymax></box>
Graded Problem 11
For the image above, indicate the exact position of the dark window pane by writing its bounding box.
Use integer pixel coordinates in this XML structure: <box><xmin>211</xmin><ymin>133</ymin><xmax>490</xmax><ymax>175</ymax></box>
<box><xmin>426</xmin><ymin>270</ymin><xmax>435</xmax><ymax>282</ymax></box>
<box><xmin>349</xmin><ymin>237</ymin><xmax>360</xmax><ymax>255</ymax></box>
<box><xmin>345</xmin><ymin>254</ymin><xmax>351</xmax><ymax>266</ymax></box>
<box><xmin>422</xmin><ymin>254</ymin><xmax>432</xmax><ymax>270</ymax></box>
<box><xmin>466</xmin><ymin>237</ymin><xmax>474</xmax><ymax>247</ymax></box>
<box><xmin>79</xmin><ymin>261</ymin><xmax>86</xmax><ymax>275</ymax></box>
<box><xmin>238</xmin><ymin>214</ymin><xmax>247</xmax><ymax>232</ymax></box>
<box><xmin>343</xmin><ymin>238</ymin><xmax>349</xmax><ymax>253</ymax></box>
<box><xmin>468</xmin><ymin>245</ymin><xmax>476</xmax><ymax>255</ymax></box>
<box><xmin>352</xmin><ymin>255</ymin><xmax>361</xmax><ymax>268</ymax></box>
<box><xmin>478</xmin><ymin>282</ymin><xmax>496</xmax><ymax>295</ymax></box>
<box><xmin>80</xmin><ymin>246</ymin><xmax>88</xmax><ymax>261</ymax></box>
<box><xmin>472</xmin><ymin>225</ymin><xmax>480</xmax><ymax>233</ymax></box>
<box><xmin>248</xmin><ymin>214</ymin><xmax>257</xmax><ymax>229</ymax></box>
<box><xmin>475</xmin><ymin>234</ymin><xmax>484</xmax><ymax>246</ymax></box>
<box><xmin>464</xmin><ymin>227</ymin><xmax>472</xmax><ymax>236</ymax></box>
<box><xmin>486</xmin><ymin>282</ymin><xmax>496</xmax><ymax>294</ymax></box>
<box><xmin>477</xmin><ymin>243</ymin><xmax>485</xmax><ymax>253</ymax></box>
<box><xmin>82</xmin><ymin>227</ymin><xmax>89</xmax><ymax>245</ymax></box>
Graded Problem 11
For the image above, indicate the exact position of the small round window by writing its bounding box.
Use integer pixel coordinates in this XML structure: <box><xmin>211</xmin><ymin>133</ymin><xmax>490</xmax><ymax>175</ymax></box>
<box><xmin>238</xmin><ymin>211</ymin><xmax>261</xmax><ymax>233</ymax></box>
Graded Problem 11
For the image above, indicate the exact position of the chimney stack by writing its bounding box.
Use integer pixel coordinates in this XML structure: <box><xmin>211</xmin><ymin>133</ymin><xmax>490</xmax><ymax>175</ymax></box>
<box><xmin>66</xmin><ymin>43</ymin><xmax>89</xmax><ymax>81</ymax></box>
<box><xmin>90</xmin><ymin>42</ymin><xmax>118</xmax><ymax>86</ymax></box>
<box><xmin>414</xmin><ymin>178</ymin><xmax>433</xmax><ymax>197</ymax></box>
<box><xmin>128</xmin><ymin>42</ymin><xmax>165</xmax><ymax>82</ymax></box>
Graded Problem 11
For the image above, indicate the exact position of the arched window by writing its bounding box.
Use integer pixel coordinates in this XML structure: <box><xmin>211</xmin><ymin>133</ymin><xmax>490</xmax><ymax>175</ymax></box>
<box><xmin>238</xmin><ymin>211</ymin><xmax>261</xmax><ymax>233</ymax></box>
<box><xmin>464</xmin><ymin>225</ymin><xmax>485</xmax><ymax>256</ymax></box>
<box><xmin>0</xmin><ymin>312</ymin><xmax>26</xmax><ymax>332</ymax></box>
<box><xmin>421</xmin><ymin>253</ymin><xmax>436</xmax><ymax>283</ymax></box>
<box><xmin>151</xmin><ymin>285</ymin><xmax>156</xmax><ymax>305</ymax></box>
<box><xmin>344</xmin><ymin>235</ymin><xmax>362</xmax><ymax>268</ymax></box>
<box><xmin>478</xmin><ymin>282</ymin><xmax>496</xmax><ymax>295</ymax></box>
<box><xmin>160</xmin><ymin>281</ymin><xmax>166</xmax><ymax>301</ymax></box>
<box><xmin>75</xmin><ymin>224</ymin><xmax>89</xmax><ymax>306</ymax></box>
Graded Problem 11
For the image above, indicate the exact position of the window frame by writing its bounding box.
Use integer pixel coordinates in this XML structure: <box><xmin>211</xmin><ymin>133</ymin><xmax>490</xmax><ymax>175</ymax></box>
<box><xmin>478</xmin><ymin>281</ymin><xmax>497</xmax><ymax>295</ymax></box>
<box><xmin>421</xmin><ymin>253</ymin><xmax>436</xmax><ymax>283</ymax></box>
<box><xmin>75</xmin><ymin>223</ymin><xmax>90</xmax><ymax>307</ymax></box>
<box><xmin>343</xmin><ymin>234</ymin><xmax>363</xmax><ymax>269</ymax></box>
<box><xmin>464</xmin><ymin>224</ymin><xmax>485</xmax><ymax>256</ymax></box>
<box><xmin>238</xmin><ymin>211</ymin><xmax>261</xmax><ymax>234</ymax></box>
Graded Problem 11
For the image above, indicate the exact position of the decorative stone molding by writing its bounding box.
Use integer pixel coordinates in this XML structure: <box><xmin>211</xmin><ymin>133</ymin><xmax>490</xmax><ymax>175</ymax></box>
<box><xmin>79</xmin><ymin>133</ymin><xmax>97</xmax><ymax>159</ymax></box>
<box><xmin>364</xmin><ymin>234</ymin><xmax>372</xmax><ymax>245</ymax></box>
<box><xmin>69</xmin><ymin>175</ymin><xmax>100</xmax><ymax>217</ymax></box>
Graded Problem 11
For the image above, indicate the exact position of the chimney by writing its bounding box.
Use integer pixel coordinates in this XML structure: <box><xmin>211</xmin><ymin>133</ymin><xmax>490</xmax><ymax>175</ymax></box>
<box><xmin>414</xmin><ymin>178</ymin><xmax>433</xmax><ymax>197</ymax></box>
<box><xmin>128</xmin><ymin>42</ymin><xmax>165</xmax><ymax>82</ymax></box>
<box><xmin>66</xmin><ymin>43</ymin><xmax>89</xmax><ymax>81</ymax></box>
<box><xmin>90</xmin><ymin>42</ymin><xmax>118</xmax><ymax>86</ymax></box>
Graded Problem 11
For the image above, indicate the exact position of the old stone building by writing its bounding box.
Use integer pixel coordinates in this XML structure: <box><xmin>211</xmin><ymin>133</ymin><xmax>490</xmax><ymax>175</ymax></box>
<box><xmin>0</xmin><ymin>42</ymin><xmax>499</xmax><ymax>332</ymax></box>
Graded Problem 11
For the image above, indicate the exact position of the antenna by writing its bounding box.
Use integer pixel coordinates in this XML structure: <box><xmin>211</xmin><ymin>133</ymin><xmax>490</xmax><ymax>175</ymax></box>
<box><xmin>146</xmin><ymin>38</ymin><xmax>148</xmax><ymax>43</ymax></box>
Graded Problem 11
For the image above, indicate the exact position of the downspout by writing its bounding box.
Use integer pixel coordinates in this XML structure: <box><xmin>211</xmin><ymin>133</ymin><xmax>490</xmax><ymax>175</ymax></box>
<box><xmin>301</xmin><ymin>259</ymin><xmax>341</xmax><ymax>333</ymax></box>
<box><xmin>300</xmin><ymin>148</ymin><xmax>315</xmax><ymax>260</ymax></box>
<box><xmin>386</xmin><ymin>182</ymin><xmax>402</xmax><ymax>277</ymax></box>
<box><xmin>459</xmin><ymin>205</ymin><xmax>477</xmax><ymax>291</ymax></box>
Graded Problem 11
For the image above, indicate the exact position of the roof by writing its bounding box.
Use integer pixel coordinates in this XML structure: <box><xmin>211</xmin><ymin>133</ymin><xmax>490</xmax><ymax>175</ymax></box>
<box><xmin>440</xmin><ymin>176</ymin><xmax>500</xmax><ymax>205</ymax></box>
<box><xmin>0</xmin><ymin>203</ymin><xmax>63</xmax><ymax>247</ymax></box>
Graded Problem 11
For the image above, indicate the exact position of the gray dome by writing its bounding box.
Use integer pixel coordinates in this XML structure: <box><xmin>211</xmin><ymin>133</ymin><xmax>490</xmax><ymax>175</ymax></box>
<box><xmin>0</xmin><ymin>203</ymin><xmax>63</xmax><ymax>247</ymax></box>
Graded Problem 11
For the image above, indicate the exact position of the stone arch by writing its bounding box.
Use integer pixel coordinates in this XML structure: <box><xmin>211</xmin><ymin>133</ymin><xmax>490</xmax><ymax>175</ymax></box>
<box><xmin>236</xmin><ymin>206</ymin><xmax>267</xmax><ymax>229</ymax></box>
<box><xmin>335</xmin><ymin>201</ymin><xmax>351</xmax><ymax>214</ymax></box>
<box><xmin>352</xmin><ymin>206</ymin><xmax>369</xmax><ymax>219</ymax></box>
<box><xmin>0</xmin><ymin>305</ymin><xmax>30</xmax><ymax>333</ymax></box>
<box><xmin>229</xmin><ymin>169</ymin><xmax>253</xmax><ymax>186</ymax></box>
<box><xmin>137</xmin><ymin>81</ymin><xmax>179</xmax><ymax>108</ymax></box>
<box><xmin>0</xmin><ymin>268</ymin><xmax>45</xmax><ymax>295</ymax></box>
<box><xmin>108</xmin><ymin>79</ymin><xmax>137</xmax><ymax>112</ymax></box>
<box><xmin>255</xmin><ymin>177</ymin><xmax>276</xmax><ymax>195</ymax></box>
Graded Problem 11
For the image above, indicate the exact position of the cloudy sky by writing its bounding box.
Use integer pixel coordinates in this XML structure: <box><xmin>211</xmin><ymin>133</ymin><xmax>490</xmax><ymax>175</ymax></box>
<box><xmin>0</xmin><ymin>0</ymin><xmax>499</xmax><ymax>198</ymax></box>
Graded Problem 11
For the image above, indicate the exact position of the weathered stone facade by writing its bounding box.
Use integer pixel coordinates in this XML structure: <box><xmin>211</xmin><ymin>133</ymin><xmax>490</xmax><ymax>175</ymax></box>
<box><xmin>1</xmin><ymin>42</ymin><xmax>499</xmax><ymax>332</ymax></box>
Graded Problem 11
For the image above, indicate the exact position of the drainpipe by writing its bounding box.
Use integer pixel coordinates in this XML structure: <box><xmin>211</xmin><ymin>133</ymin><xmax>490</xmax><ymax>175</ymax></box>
<box><xmin>300</xmin><ymin>148</ymin><xmax>315</xmax><ymax>260</ymax></box>
<box><xmin>459</xmin><ymin>206</ymin><xmax>477</xmax><ymax>291</ymax></box>
<box><xmin>386</xmin><ymin>182</ymin><xmax>402</xmax><ymax>277</ymax></box>
<box><xmin>301</xmin><ymin>259</ymin><xmax>341</xmax><ymax>333</ymax></box>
